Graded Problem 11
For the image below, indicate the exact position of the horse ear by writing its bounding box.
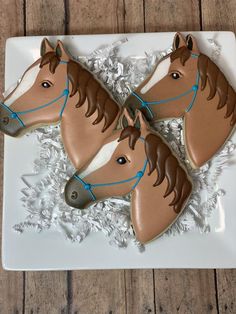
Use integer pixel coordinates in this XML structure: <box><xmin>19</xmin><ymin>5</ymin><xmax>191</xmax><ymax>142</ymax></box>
<box><xmin>55</xmin><ymin>40</ymin><xmax>70</xmax><ymax>61</ymax></box>
<box><xmin>121</xmin><ymin>108</ymin><xmax>134</xmax><ymax>128</ymax></box>
<box><xmin>173</xmin><ymin>32</ymin><xmax>186</xmax><ymax>50</ymax></box>
<box><xmin>186</xmin><ymin>34</ymin><xmax>199</xmax><ymax>53</ymax></box>
<box><xmin>134</xmin><ymin>110</ymin><xmax>148</xmax><ymax>131</ymax></box>
<box><xmin>40</xmin><ymin>38</ymin><xmax>53</xmax><ymax>56</ymax></box>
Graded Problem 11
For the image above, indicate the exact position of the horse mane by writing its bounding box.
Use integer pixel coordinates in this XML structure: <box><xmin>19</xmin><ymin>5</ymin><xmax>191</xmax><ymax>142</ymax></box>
<box><xmin>118</xmin><ymin>125</ymin><xmax>141</xmax><ymax>149</ymax></box>
<box><xmin>145</xmin><ymin>133</ymin><xmax>192</xmax><ymax>213</ymax></box>
<box><xmin>40</xmin><ymin>52</ymin><xmax>120</xmax><ymax>132</ymax></box>
<box><xmin>118</xmin><ymin>126</ymin><xmax>192</xmax><ymax>213</ymax></box>
<box><xmin>170</xmin><ymin>47</ymin><xmax>236</xmax><ymax>126</ymax></box>
<box><xmin>170</xmin><ymin>46</ymin><xmax>191</xmax><ymax>65</ymax></box>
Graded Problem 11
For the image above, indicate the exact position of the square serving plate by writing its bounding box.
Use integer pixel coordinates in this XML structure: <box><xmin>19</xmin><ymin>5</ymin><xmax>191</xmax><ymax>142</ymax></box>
<box><xmin>2</xmin><ymin>32</ymin><xmax>236</xmax><ymax>270</ymax></box>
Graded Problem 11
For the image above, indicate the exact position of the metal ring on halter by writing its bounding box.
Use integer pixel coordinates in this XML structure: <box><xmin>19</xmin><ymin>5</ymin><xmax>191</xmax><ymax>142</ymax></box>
<box><xmin>73</xmin><ymin>137</ymin><xmax>148</xmax><ymax>201</ymax></box>
<box><xmin>131</xmin><ymin>53</ymin><xmax>200</xmax><ymax>117</ymax></box>
<box><xmin>0</xmin><ymin>61</ymin><xmax>69</xmax><ymax>127</ymax></box>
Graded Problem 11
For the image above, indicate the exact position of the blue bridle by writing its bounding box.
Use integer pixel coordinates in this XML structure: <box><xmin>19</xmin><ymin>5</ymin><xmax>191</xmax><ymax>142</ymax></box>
<box><xmin>0</xmin><ymin>61</ymin><xmax>69</xmax><ymax>127</ymax></box>
<box><xmin>73</xmin><ymin>137</ymin><xmax>148</xmax><ymax>201</ymax></box>
<box><xmin>132</xmin><ymin>53</ymin><xmax>200</xmax><ymax>119</ymax></box>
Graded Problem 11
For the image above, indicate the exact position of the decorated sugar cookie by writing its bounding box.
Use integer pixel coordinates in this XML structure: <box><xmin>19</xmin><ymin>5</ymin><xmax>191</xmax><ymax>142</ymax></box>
<box><xmin>125</xmin><ymin>33</ymin><xmax>236</xmax><ymax>168</ymax></box>
<box><xmin>65</xmin><ymin>110</ymin><xmax>192</xmax><ymax>244</ymax></box>
<box><xmin>0</xmin><ymin>39</ymin><xmax>120</xmax><ymax>169</ymax></box>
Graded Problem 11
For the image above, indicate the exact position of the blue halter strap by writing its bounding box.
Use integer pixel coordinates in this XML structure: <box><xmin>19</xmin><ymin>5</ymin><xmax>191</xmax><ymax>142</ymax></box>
<box><xmin>132</xmin><ymin>53</ymin><xmax>200</xmax><ymax>119</ymax></box>
<box><xmin>0</xmin><ymin>61</ymin><xmax>69</xmax><ymax>127</ymax></box>
<box><xmin>73</xmin><ymin>137</ymin><xmax>148</xmax><ymax>201</ymax></box>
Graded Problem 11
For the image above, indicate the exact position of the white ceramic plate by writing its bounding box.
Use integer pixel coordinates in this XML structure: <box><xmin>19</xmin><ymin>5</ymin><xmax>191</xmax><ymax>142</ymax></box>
<box><xmin>2</xmin><ymin>32</ymin><xmax>236</xmax><ymax>270</ymax></box>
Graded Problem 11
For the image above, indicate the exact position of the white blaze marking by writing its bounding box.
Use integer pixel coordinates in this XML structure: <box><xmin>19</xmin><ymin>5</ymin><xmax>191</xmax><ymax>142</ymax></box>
<box><xmin>140</xmin><ymin>56</ymin><xmax>171</xmax><ymax>94</ymax></box>
<box><xmin>80</xmin><ymin>139</ymin><xmax>119</xmax><ymax>179</ymax></box>
<box><xmin>4</xmin><ymin>64</ymin><xmax>40</xmax><ymax>107</ymax></box>
<box><xmin>3</xmin><ymin>80</ymin><xmax>19</xmax><ymax>98</ymax></box>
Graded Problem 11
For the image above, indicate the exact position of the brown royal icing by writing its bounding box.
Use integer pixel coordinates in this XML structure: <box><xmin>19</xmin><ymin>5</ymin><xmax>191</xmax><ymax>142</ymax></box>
<box><xmin>125</xmin><ymin>33</ymin><xmax>236</xmax><ymax>168</ymax></box>
<box><xmin>65</xmin><ymin>109</ymin><xmax>192</xmax><ymax>244</ymax></box>
<box><xmin>0</xmin><ymin>39</ymin><xmax>120</xmax><ymax>170</ymax></box>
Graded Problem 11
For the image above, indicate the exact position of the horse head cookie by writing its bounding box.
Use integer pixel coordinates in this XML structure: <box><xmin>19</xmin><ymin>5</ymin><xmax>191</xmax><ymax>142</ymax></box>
<box><xmin>125</xmin><ymin>33</ymin><xmax>236</xmax><ymax>168</ymax></box>
<box><xmin>0</xmin><ymin>38</ymin><xmax>120</xmax><ymax>169</ymax></box>
<box><xmin>65</xmin><ymin>109</ymin><xmax>192</xmax><ymax>244</ymax></box>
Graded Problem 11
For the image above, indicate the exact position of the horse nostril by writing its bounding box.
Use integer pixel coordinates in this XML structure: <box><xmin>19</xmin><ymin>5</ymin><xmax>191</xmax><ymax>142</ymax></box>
<box><xmin>2</xmin><ymin>116</ymin><xmax>9</xmax><ymax>125</ymax></box>
<box><xmin>71</xmin><ymin>191</ymin><xmax>78</xmax><ymax>200</ymax></box>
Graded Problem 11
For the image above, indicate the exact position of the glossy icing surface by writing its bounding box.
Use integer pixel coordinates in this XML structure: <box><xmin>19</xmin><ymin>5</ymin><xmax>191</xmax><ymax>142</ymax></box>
<box><xmin>125</xmin><ymin>32</ymin><xmax>236</xmax><ymax>168</ymax></box>
<box><xmin>65</xmin><ymin>110</ymin><xmax>192</xmax><ymax>244</ymax></box>
<box><xmin>0</xmin><ymin>38</ymin><xmax>120</xmax><ymax>170</ymax></box>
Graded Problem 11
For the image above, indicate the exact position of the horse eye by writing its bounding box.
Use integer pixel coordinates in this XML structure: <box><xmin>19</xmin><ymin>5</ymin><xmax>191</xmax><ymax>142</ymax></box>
<box><xmin>116</xmin><ymin>157</ymin><xmax>127</xmax><ymax>165</ymax></box>
<box><xmin>171</xmin><ymin>72</ymin><xmax>180</xmax><ymax>79</ymax></box>
<box><xmin>41</xmin><ymin>81</ymin><xmax>52</xmax><ymax>88</ymax></box>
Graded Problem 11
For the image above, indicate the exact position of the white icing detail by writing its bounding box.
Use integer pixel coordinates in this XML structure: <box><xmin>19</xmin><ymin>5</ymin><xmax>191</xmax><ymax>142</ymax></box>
<box><xmin>2</xmin><ymin>80</ymin><xmax>19</xmax><ymax>98</ymax></box>
<box><xmin>80</xmin><ymin>139</ymin><xmax>119</xmax><ymax>178</ymax></box>
<box><xmin>140</xmin><ymin>57</ymin><xmax>171</xmax><ymax>94</ymax></box>
<box><xmin>4</xmin><ymin>65</ymin><xmax>40</xmax><ymax>107</ymax></box>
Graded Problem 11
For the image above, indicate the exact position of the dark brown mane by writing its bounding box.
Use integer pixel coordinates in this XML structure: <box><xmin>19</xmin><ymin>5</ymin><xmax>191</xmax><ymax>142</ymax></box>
<box><xmin>170</xmin><ymin>46</ymin><xmax>191</xmax><ymax>65</ymax></box>
<box><xmin>145</xmin><ymin>133</ymin><xmax>192</xmax><ymax>213</ymax></box>
<box><xmin>118</xmin><ymin>127</ymin><xmax>192</xmax><ymax>213</ymax></box>
<box><xmin>40</xmin><ymin>51</ymin><xmax>60</xmax><ymax>73</ymax></box>
<box><xmin>198</xmin><ymin>54</ymin><xmax>236</xmax><ymax>125</ymax></box>
<box><xmin>170</xmin><ymin>47</ymin><xmax>236</xmax><ymax>126</ymax></box>
<box><xmin>40</xmin><ymin>52</ymin><xmax>120</xmax><ymax>132</ymax></box>
<box><xmin>118</xmin><ymin>126</ymin><xmax>140</xmax><ymax>149</ymax></box>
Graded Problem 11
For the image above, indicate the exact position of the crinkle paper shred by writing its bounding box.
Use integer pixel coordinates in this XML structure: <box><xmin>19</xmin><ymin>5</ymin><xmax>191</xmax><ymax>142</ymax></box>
<box><xmin>13</xmin><ymin>37</ymin><xmax>235</xmax><ymax>252</ymax></box>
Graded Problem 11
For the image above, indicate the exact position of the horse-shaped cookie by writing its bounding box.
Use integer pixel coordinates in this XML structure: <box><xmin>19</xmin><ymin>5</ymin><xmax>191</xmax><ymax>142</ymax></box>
<box><xmin>125</xmin><ymin>33</ymin><xmax>236</xmax><ymax>168</ymax></box>
<box><xmin>65</xmin><ymin>109</ymin><xmax>192</xmax><ymax>244</ymax></box>
<box><xmin>0</xmin><ymin>39</ymin><xmax>120</xmax><ymax>169</ymax></box>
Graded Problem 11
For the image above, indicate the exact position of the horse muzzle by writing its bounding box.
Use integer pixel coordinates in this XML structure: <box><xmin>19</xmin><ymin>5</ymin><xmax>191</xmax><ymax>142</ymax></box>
<box><xmin>0</xmin><ymin>104</ymin><xmax>24</xmax><ymax>136</ymax></box>
<box><xmin>64</xmin><ymin>174</ymin><xmax>93</xmax><ymax>209</ymax></box>
<box><xmin>124</xmin><ymin>94</ymin><xmax>152</xmax><ymax>122</ymax></box>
